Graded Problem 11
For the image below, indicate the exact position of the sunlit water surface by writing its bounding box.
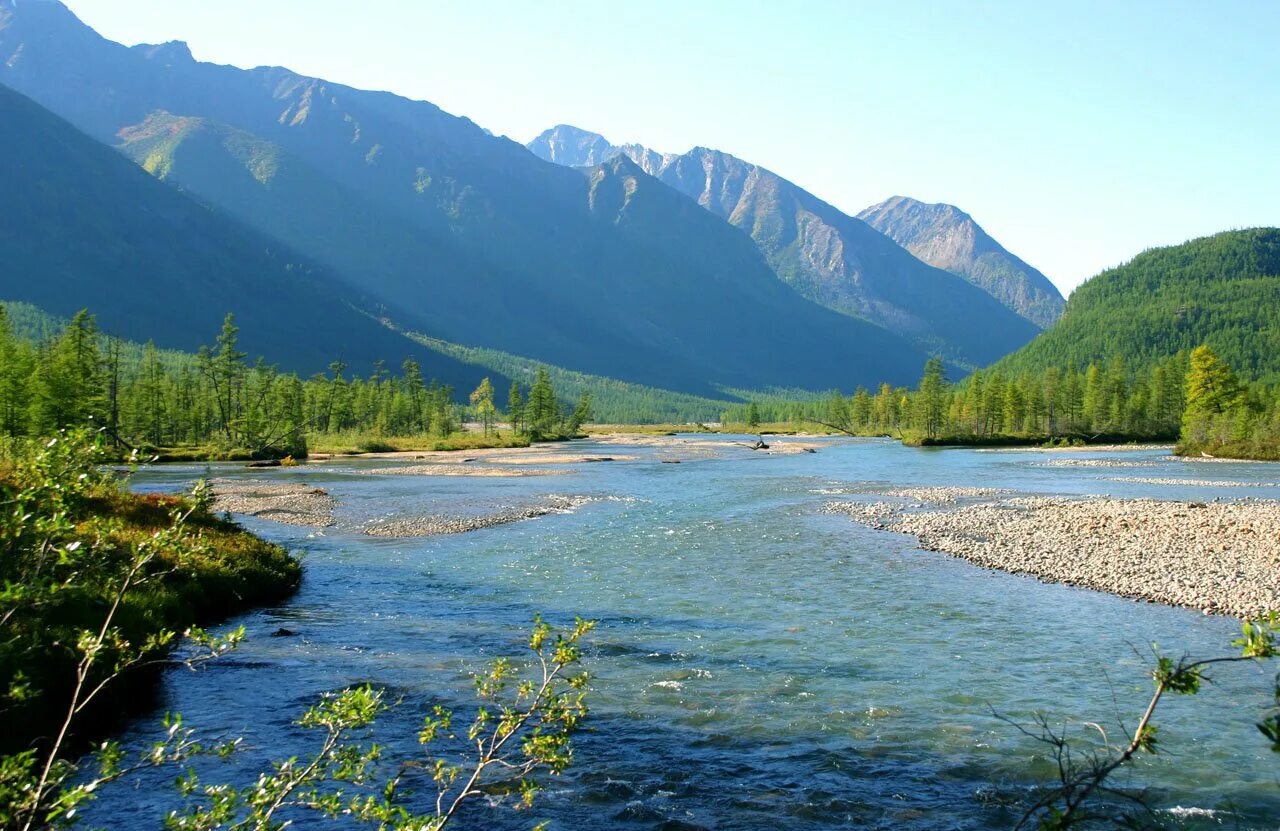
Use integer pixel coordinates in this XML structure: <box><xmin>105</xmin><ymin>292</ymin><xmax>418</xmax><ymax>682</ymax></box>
<box><xmin>86</xmin><ymin>437</ymin><xmax>1280</xmax><ymax>829</ymax></box>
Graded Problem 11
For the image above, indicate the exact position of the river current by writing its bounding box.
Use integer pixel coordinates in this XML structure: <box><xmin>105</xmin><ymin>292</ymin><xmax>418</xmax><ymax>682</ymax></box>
<box><xmin>88</xmin><ymin>436</ymin><xmax>1280</xmax><ymax>829</ymax></box>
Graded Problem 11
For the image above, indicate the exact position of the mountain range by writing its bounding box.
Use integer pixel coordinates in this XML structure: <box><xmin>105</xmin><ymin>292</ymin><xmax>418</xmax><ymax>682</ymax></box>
<box><xmin>528</xmin><ymin>125</ymin><xmax>1053</xmax><ymax>360</ymax></box>
<box><xmin>0</xmin><ymin>0</ymin><xmax>956</xmax><ymax>396</ymax></box>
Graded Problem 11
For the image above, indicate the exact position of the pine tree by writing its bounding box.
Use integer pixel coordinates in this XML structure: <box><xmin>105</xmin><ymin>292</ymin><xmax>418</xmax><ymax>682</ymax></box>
<box><xmin>567</xmin><ymin>393</ymin><xmax>592</xmax><ymax>434</ymax></box>
<box><xmin>527</xmin><ymin>369</ymin><xmax>558</xmax><ymax>438</ymax></box>
<box><xmin>134</xmin><ymin>342</ymin><xmax>168</xmax><ymax>447</ymax></box>
<box><xmin>0</xmin><ymin>306</ymin><xmax>32</xmax><ymax>436</ymax></box>
<box><xmin>198</xmin><ymin>314</ymin><xmax>247</xmax><ymax>442</ymax></box>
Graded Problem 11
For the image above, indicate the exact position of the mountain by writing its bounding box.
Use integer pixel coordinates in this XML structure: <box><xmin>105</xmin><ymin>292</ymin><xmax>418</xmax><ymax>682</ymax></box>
<box><xmin>0</xmin><ymin>0</ymin><xmax>933</xmax><ymax>396</ymax></box>
<box><xmin>997</xmin><ymin>229</ymin><xmax>1280</xmax><ymax>381</ymax></box>
<box><xmin>526</xmin><ymin>124</ymin><xmax>618</xmax><ymax>167</ymax></box>
<box><xmin>0</xmin><ymin>80</ymin><xmax>495</xmax><ymax>388</ymax></box>
<box><xmin>526</xmin><ymin>126</ymin><xmax>1040</xmax><ymax>367</ymax></box>
<box><xmin>857</xmin><ymin>196</ymin><xmax>1064</xmax><ymax>328</ymax></box>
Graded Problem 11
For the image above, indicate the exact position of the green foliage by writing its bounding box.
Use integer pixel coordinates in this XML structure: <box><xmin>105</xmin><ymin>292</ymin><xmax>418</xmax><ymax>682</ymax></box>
<box><xmin>914</xmin><ymin>357</ymin><xmax>947</xmax><ymax>439</ymax></box>
<box><xmin>0</xmin><ymin>430</ymin><xmax>299</xmax><ymax>756</ymax></box>
<box><xmin>469</xmin><ymin>377</ymin><xmax>497</xmax><ymax>436</ymax></box>
<box><xmin>0</xmin><ymin>306</ymin><xmax>605</xmax><ymax>457</ymax></box>
<box><xmin>1013</xmin><ymin>614</ymin><xmax>1280</xmax><ymax>828</ymax></box>
<box><xmin>0</xmin><ymin>429</ymin><xmax>297</xmax><ymax>829</ymax></box>
<box><xmin>140</xmin><ymin>618</ymin><xmax>593</xmax><ymax>831</ymax></box>
<box><xmin>1177</xmin><ymin>347</ymin><xmax>1280</xmax><ymax>459</ymax></box>
<box><xmin>1184</xmin><ymin>344</ymin><xmax>1244</xmax><ymax>417</ymax></box>
<box><xmin>742</xmin><ymin>351</ymin><xmax>1191</xmax><ymax>445</ymax></box>
<box><xmin>0</xmin><ymin>427</ymin><xmax>593</xmax><ymax>830</ymax></box>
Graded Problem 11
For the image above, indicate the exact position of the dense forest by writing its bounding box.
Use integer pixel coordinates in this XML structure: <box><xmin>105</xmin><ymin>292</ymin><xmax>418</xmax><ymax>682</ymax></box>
<box><xmin>0</xmin><ymin>306</ymin><xmax>592</xmax><ymax>458</ymax></box>
<box><xmin>715</xmin><ymin>229</ymin><xmax>1280</xmax><ymax>460</ymax></box>
<box><xmin>727</xmin><ymin>349</ymin><xmax>1280</xmax><ymax>459</ymax></box>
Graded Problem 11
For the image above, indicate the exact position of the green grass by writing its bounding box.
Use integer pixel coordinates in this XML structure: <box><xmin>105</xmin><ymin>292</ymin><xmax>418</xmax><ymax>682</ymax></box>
<box><xmin>717</xmin><ymin>421</ymin><xmax>847</xmax><ymax>436</ymax></box>
<box><xmin>306</xmin><ymin>431</ymin><xmax>531</xmax><ymax>455</ymax></box>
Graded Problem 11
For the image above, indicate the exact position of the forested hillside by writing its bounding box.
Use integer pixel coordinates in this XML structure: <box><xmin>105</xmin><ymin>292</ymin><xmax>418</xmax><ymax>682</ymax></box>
<box><xmin>999</xmin><ymin>229</ymin><xmax>1280</xmax><ymax>381</ymax></box>
<box><xmin>0</xmin><ymin>304</ymin><xmax>602</xmax><ymax>456</ymax></box>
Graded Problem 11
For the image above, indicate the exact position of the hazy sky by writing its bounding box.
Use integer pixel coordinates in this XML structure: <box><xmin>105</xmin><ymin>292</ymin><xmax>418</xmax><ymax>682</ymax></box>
<box><xmin>63</xmin><ymin>0</ymin><xmax>1280</xmax><ymax>295</ymax></box>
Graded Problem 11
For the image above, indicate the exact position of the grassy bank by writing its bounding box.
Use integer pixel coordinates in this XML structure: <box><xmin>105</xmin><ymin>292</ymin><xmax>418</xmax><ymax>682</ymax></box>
<box><xmin>0</xmin><ymin>432</ymin><xmax>302</xmax><ymax>753</ymax></box>
<box><xmin>136</xmin><ymin>431</ymin><xmax>535</xmax><ymax>462</ymax></box>
<box><xmin>307</xmin><ymin>430</ymin><xmax>532</xmax><ymax>456</ymax></box>
<box><xmin>905</xmin><ymin>431</ymin><xmax>1176</xmax><ymax>448</ymax></box>
<box><xmin>1175</xmin><ymin>440</ymin><xmax>1280</xmax><ymax>462</ymax></box>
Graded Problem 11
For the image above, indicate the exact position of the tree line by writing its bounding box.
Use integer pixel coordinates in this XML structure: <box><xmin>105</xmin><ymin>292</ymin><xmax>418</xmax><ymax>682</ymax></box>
<box><xmin>0</xmin><ymin>308</ymin><xmax>591</xmax><ymax>457</ymax></box>
<box><xmin>728</xmin><ymin>347</ymin><xmax>1280</xmax><ymax>459</ymax></box>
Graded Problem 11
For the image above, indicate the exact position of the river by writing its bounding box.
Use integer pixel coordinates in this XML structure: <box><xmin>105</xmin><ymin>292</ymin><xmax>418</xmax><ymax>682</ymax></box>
<box><xmin>86</xmin><ymin>436</ymin><xmax>1280</xmax><ymax>829</ymax></box>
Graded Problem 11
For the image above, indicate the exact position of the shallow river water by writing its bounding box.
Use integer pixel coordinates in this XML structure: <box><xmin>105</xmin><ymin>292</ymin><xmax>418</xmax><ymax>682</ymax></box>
<box><xmin>89</xmin><ymin>436</ymin><xmax>1280</xmax><ymax>829</ymax></box>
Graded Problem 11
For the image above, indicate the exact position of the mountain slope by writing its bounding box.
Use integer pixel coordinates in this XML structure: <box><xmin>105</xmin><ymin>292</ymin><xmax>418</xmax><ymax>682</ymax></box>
<box><xmin>858</xmin><ymin>196</ymin><xmax>1064</xmax><ymax>328</ymax></box>
<box><xmin>0</xmin><ymin>0</ymin><xmax>933</xmax><ymax>394</ymax></box>
<box><xmin>527</xmin><ymin>126</ymin><xmax>1040</xmax><ymax>367</ymax></box>
<box><xmin>0</xmin><ymin>81</ymin><xmax>492</xmax><ymax>388</ymax></box>
<box><xmin>997</xmin><ymin>229</ymin><xmax>1280</xmax><ymax>381</ymax></box>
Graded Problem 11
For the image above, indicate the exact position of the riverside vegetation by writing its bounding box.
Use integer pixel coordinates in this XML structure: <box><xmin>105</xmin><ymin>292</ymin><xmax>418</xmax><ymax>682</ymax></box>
<box><xmin>726</xmin><ymin>346</ymin><xmax>1280</xmax><ymax>460</ymax></box>
<box><xmin>0</xmin><ymin>358</ymin><xmax>1278</xmax><ymax>827</ymax></box>
<box><xmin>4</xmin><ymin>301</ymin><xmax>1277</xmax><ymax>463</ymax></box>
<box><xmin>0</xmin><ymin>429</ymin><xmax>596</xmax><ymax>830</ymax></box>
<box><xmin>2</xmin><ymin>431</ymin><xmax>1279</xmax><ymax>828</ymax></box>
<box><xmin>0</xmin><ymin>307</ymin><xmax>592</xmax><ymax>461</ymax></box>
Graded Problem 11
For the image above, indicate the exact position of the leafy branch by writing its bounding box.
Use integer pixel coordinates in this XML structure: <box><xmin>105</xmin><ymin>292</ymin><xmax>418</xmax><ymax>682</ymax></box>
<box><xmin>1011</xmin><ymin>612</ymin><xmax>1280</xmax><ymax>829</ymax></box>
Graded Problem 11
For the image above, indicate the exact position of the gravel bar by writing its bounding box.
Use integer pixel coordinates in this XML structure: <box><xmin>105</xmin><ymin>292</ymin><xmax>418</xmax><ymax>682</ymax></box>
<box><xmin>363</xmin><ymin>495</ymin><xmax>592</xmax><ymax>537</ymax></box>
<box><xmin>824</xmin><ymin>495</ymin><xmax>1280</xmax><ymax>617</ymax></box>
<box><xmin>211</xmin><ymin>479</ymin><xmax>336</xmax><ymax>527</ymax></box>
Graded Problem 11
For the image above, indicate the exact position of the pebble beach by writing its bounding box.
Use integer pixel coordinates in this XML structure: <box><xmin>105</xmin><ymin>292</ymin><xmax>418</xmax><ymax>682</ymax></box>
<box><xmin>825</xmin><ymin>492</ymin><xmax>1280</xmax><ymax>617</ymax></box>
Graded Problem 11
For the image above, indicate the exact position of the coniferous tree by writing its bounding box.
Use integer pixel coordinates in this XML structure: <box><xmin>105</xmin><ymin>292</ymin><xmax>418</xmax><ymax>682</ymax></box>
<box><xmin>507</xmin><ymin>381</ymin><xmax>526</xmax><ymax>434</ymax></box>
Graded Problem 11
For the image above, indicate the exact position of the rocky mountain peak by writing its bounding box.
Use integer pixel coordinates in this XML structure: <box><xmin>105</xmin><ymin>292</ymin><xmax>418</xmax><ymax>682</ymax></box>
<box><xmin>132</xmin><ymin>40</ymin><xmax>194</xmax><ymax>65</ymax></box>
<box><xmin>858</xmin><ymin>196</ymin><xmax>1065</xmax><ymax>328</ymax></box>
<box><xmin>527</xmin><ymin>124</ymin><xmax>617</xmax><ymax>167</ymax></box>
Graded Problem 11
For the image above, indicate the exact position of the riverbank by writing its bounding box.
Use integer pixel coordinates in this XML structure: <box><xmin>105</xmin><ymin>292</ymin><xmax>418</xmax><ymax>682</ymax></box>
<box><xmin>825</xmin><ymin>493</ymin><xmax>1280</xmax><ymax>617</ymax></box>
<box><xmin>2</xmin><ymin>442</ymin><xmax>302</xmax><ymax>752</ymax></box>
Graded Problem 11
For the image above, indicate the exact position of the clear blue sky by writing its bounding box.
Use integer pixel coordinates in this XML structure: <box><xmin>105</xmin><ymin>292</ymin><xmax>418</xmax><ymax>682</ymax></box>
<box><xmin>64</xmin><ymin>0</ymin><xmax>1280</xmax><ymax>294</ymax></box>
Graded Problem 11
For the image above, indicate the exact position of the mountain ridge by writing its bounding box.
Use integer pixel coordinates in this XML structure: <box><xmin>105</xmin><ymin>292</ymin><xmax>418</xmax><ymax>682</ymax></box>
<box><xmin>527</xmin><ymin>124</ymin><xmax>1041</xmax><ymax>366</ymax></box>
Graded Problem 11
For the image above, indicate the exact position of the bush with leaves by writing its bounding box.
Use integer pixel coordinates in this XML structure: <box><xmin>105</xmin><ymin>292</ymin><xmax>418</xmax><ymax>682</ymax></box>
<box><xmin>164</xmin><ymin>616</ymin><xmax>595</xmax><ymax>831</ymax></box>
<box><xmin>0</xmin><ymin>428</ymin><xmax>305</xmax><ymax>830</ymax></box>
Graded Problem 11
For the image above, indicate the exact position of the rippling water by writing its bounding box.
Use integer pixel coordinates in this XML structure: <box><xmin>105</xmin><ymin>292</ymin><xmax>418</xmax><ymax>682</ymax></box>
<box><xmin>87</xmin><ymin>437</ymin><xmax>1280</xmax><ymax>829</ymax></box>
